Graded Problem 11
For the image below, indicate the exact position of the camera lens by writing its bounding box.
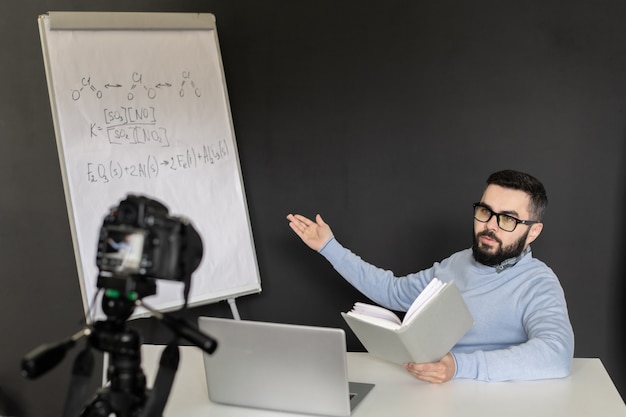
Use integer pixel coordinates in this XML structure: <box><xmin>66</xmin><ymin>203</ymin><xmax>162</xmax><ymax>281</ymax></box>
<box><xmin>117</xmin><ymin>204</ymin><xmax>137</xmax><ymax>224</ymax></box>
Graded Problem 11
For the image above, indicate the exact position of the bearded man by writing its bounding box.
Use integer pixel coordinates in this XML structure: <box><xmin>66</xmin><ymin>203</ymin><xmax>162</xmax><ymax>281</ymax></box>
<box><xmin>287</xmin><ymin>170</ymin><xmax>574</xmax><ymax>383</ymax></box>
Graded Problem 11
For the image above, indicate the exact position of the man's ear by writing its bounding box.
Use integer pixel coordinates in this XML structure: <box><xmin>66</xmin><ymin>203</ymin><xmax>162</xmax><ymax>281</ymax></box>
<box><xmin>526</xmin><ymin>222</ymin><xmax>543</xmax><ymax>245</ymax></box>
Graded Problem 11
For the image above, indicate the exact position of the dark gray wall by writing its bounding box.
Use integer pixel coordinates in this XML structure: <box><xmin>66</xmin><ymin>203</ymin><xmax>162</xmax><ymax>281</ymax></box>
<box><xmin>0</xmin><ymin>1</ymin><xmax>624</xmax><ymax>416</ymax></box>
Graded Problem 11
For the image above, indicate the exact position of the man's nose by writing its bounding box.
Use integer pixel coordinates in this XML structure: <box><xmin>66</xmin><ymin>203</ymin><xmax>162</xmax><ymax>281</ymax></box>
<box><xmin>486</xmin><ymin>214</ymin><xmax>500</xmax><ymax>230</ymax></box>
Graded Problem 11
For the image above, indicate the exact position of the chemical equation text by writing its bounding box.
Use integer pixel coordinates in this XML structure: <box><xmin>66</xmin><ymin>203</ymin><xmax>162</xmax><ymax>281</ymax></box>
<box><xmin>86</xmin><ymin>139</ymin><xmax>230</xmax><ymax>184</ymax></box>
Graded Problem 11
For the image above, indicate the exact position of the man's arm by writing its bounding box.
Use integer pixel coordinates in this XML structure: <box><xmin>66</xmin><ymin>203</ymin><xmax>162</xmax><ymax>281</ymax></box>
<box><xmin>453</xmin><ymin>279</ymin><xmax>574</xmax><ymax>382</ymax></box>
<box><xmin>405</xmin><ymin>276</ymin><xmax>574</xmax><ymax>383</ymax></box>
<box><xmin>287</xmin><ymin>213</ymin><xmax>432</xmax><ymax>311</ymax></box>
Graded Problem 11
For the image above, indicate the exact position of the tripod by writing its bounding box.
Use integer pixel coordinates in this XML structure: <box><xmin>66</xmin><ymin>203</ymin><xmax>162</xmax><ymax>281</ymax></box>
<box><xmin>22</xmin><ymin>194</ymin><xmax>213</xmax><ymax>416</ymax></box>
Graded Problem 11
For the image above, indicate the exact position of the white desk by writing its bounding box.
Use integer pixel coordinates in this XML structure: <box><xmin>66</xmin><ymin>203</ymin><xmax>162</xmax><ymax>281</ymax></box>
<box><xmin>141</xmin><ymin>345</ymin><xmax>626</xmax><ymax>417</ymax></box>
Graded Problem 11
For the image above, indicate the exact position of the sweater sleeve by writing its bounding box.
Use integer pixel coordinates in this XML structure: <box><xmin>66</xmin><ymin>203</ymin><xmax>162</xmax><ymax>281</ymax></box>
<box><xmin>319</xmin><ymin>237</ymin><xmax>432</xmax><ymax>311</ymax></box>
<box><xmin>453</xmin><ymin>276</ymin><xmax>574</xmax><ymax>381</ymax></box>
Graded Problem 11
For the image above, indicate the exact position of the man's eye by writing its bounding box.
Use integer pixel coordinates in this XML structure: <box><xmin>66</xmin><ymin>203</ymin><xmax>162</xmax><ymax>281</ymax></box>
<box><xmin>500</xmin><ymin>215</ymin><xmax>516</xmax><ymax>226</ymax></box>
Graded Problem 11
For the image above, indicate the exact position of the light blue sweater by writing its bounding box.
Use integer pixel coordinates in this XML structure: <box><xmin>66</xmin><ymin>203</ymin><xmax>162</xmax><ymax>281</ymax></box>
<box><xmin>319</xmin><ymin>237</ymin><xmax>575</xmax><ymax>381</ymax></box>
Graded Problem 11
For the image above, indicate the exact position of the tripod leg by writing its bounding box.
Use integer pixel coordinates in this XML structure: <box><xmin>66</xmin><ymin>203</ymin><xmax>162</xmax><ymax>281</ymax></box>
<box><xmin>62</xmin><ymin>346</ymin><xmax>95</xmax><ymax>417</ymax></box>
<box><xmin>140</xmin><ymin>342</ymin><xmax>180</xmax><ymax>417</ymax></box>
<box><xmin>79</xmin><ymin>392</ymin><xmax>114</xmax><ymax>417</ymax></box>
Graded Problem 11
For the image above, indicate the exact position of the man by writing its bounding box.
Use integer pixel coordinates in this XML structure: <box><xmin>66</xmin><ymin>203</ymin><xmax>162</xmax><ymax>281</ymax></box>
<box><xmin>286</xmin><ymin>170</ymin><xmax>574</xmax><ymax>383</ymax></box>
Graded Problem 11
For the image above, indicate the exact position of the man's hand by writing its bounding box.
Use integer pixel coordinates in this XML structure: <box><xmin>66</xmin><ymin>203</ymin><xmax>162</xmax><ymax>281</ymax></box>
<box><xmin>286</xmin><ymin>213</ymin><xmax>333</xmax><ymax>251</ymax></box>
<box><xmin>403</xmin><ymin>353</ymin><xmax>456</xmax><ymax>384</ymax></box>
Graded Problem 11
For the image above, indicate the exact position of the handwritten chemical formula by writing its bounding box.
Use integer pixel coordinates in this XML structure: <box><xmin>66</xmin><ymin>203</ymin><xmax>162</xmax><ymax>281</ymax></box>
<box><xmin>90</xmin><ymin>105</ymin><xmax>171</xmax><ymax>146</ymax></box>
<box><xmin>72</xmin><ymin>70</ymin><xmax>201</xmax><ymax>101</ymax></box>
<box><xmin>86</xmin><ymin>139</ymin><xmax>230</xmax><ymax>183</ymax></box>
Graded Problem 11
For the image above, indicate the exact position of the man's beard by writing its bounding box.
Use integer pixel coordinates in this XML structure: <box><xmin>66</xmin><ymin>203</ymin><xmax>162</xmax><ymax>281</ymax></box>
<box><xmin>472</xmin><ymin>229</ymin><xmax>529</xmax><ymax>267</ymax></box>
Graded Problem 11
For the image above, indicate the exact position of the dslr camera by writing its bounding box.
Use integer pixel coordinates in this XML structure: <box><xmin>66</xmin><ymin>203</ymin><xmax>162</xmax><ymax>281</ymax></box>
<box><xmin>96</xmin><ymin>195</ymin><xmax>203</xmax><ymax>297</ymax></box>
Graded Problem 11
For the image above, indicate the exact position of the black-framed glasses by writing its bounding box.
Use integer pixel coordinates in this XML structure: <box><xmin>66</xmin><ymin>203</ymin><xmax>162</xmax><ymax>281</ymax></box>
<box><xmin>473</xmin><ymin>203</ymin><xmax>539</xmax><ymax>232</ymax></box>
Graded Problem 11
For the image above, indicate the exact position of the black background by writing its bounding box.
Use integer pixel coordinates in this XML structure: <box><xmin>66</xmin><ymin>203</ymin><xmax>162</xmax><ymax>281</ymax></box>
<box><xmin>0</xmin><ymin>1</ymin><xmax>624</xmax><ymax>415</ymax></box>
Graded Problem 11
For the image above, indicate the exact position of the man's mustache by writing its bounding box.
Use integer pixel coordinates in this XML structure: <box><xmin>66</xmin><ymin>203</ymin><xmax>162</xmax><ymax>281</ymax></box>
<box><xmin>476</xmin><ymin>230</ymin><xmax>502</xmax><ymax>245</ymax></box>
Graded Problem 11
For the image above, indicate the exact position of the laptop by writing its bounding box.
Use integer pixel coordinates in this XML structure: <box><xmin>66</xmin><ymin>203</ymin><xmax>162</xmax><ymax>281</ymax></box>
<box><xmin>198</xmin><ymin>317</ymin><xmax>374</xmax><ymax>416</ymax></box>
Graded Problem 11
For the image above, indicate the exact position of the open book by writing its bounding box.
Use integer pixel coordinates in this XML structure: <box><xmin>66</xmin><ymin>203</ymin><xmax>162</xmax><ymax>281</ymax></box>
<box><xmin>342</xmin><ymin>279</ymin><xmax>473</xmax><ymax>365</ymax></box>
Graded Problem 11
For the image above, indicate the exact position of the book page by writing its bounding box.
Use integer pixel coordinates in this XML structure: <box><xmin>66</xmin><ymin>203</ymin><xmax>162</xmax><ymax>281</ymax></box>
<box><xmin>351</xmin><ymin>302</ymin><xmax>402</xmax><ymax>325</ymax></box>
<box><xmin>345</xmin><ymin>312</ymin><xmax>401</xmax><ymax>330</ymax></box>
<box><xmin>402</xmin><ymin>278</ymin><xmax>446</xmax><ymax>325</ymax></box>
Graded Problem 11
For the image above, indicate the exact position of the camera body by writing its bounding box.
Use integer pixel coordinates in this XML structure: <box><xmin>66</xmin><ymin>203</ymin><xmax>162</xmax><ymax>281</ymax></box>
<box><xmin>96</xmin><ymin>195</ymin><xmax>203</xmax><ymax>284</ymax></box>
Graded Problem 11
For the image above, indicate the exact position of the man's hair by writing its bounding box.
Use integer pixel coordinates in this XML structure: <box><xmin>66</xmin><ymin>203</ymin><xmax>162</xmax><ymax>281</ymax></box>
<box><xmin>486</xmin><ymin>170</ymin><xmax>548</xmax><ymax>221</ymax></box>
